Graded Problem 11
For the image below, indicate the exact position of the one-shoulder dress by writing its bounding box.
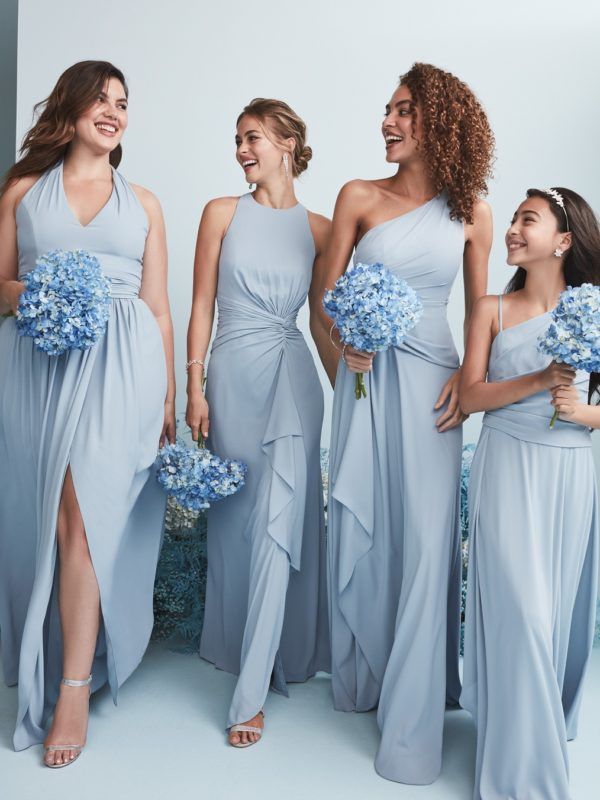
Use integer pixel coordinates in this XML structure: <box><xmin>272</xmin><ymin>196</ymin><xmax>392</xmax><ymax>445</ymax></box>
<box><xmin>328</xmin><ymin>194</ymin><xmax>465</xmax><ymax>784</ymax></box>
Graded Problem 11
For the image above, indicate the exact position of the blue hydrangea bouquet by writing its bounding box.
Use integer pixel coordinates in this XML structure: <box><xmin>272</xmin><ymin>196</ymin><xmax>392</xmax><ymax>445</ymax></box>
<box><xmin>323</xmin><ymin>262</ymin><xmax>423</xmax><ymax>399</ymax></box>
<box><xmin>537</xmin><ymin>283</ymin><xmax>600</xmax><ymax>427</ymax></box>
<box><xmin>156</xmin><ymin>437</ymin><xmax>247</xmax><ymax>512</ymax></box>
<box><xmin>16</xmin><ymin>249</ymin><xmax>111</xmax><ymax>355</ymax></box>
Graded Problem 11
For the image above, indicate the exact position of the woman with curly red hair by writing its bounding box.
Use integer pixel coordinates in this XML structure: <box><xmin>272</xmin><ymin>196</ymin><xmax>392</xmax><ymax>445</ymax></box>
<box><xmin>318</xmin><ymin>62</ymin><xmax>494</xmax><ymax>784</ymax></box>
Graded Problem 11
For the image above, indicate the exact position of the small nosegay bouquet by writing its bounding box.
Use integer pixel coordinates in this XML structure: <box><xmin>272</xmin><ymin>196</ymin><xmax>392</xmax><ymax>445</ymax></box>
<box><xmin>156</xmin><ymin>436</ymin><xmax>247</xmax><ymax>513</ymax></box>
<box><xmin>537</xmin><ymin>283</ymin><xmax>600</xmax><ymax>427</ymax></box>
<box><xmin>323</xmin><ymin>262</ymin><xmax>423</xmax><ymax>399</ymax></box>
<box><xmin>15</xmin><ymin>249</ymin><xmax>111</xmax><ymax>356</ymax></box>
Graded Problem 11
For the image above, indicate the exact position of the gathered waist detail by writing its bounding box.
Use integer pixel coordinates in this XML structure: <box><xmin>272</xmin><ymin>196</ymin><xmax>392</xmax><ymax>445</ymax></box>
<box><xmin>216</xmin><ymin>300</ymin><xmax>300</xmax><ymax>334</ymax></box>
<box><xmin>483</xmin><ymin>407</ymin><xmax>591</xmax><ymax>448</ymax></box>
<box><xmin>109</xmin><ymin>278</ymin><xmax>140</xmax><ymax>299</ymax></box>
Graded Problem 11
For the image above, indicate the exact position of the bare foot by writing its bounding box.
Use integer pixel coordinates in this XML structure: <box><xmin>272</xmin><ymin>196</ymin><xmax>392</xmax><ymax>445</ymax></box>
<box><xmin>228</xmin><ymin>711</ymin><xmax>264</xmax><ymax>747</ymax></box>
<box><xmin>43</xmin><ymin>683</ymin><xmax>90</xmax><ymax>767</ymax></box>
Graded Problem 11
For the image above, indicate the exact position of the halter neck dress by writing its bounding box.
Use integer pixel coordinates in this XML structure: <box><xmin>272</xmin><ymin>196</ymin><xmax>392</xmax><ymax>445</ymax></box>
<box><xmin>0</xmin><ymin>160</ymin><xmax>167</xmax><ymax>750</ymax></box>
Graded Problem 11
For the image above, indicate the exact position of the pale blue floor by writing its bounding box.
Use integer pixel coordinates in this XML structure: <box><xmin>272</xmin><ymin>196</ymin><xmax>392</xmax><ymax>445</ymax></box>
<box><xmin>1</xmin><ymin>646</ymin><xmax>599</xmax><ymax>800</ymax></box>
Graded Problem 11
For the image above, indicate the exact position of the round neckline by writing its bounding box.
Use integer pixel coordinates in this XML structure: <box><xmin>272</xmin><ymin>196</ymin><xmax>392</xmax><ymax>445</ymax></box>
<box><xmin>248</xmin><ymin>192</ymin><xmax>301</xmax><ymax>212</ymax></box>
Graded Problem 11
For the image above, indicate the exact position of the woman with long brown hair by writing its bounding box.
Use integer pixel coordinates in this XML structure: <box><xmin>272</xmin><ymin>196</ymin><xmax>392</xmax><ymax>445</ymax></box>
<box><xmin>186</xmin><ymin>98</ymin><xmax>330</xmax><ymax>746</ymax></box>
<box><xmin>0</xmin><ymin>61</ymin><xmax>175</xmax><ymax>766</ymax></box>
<box><xmin>317</xmin><ymin>63</ymin><xmax>494</xmax><ymax>783</ymax></box>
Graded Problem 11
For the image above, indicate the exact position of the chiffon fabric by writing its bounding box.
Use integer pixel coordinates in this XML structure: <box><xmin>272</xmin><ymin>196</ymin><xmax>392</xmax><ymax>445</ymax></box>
<box><xmin>199</xmin><ymin>193</ymin><xmax>330</xmax><ymax>728</ymax></box>
<box><xmin>0</xmin><ymin>161</ymin><xmax>167</xmax><ymax>750</ymax></box>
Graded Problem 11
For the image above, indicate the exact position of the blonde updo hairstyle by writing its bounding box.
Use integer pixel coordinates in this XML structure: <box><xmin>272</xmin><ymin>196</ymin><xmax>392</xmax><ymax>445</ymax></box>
<box><xmin>237</xmin><ymin>98</ymin><xmax>312</xmax><ymax>177</ymax></box>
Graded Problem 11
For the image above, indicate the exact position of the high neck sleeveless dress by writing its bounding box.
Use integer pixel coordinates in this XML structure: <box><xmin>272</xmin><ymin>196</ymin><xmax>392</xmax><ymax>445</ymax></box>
<box><xmin>328</xmin><ymin>194</ymin><xmax>465</xmax><ymax>784</ymax></box>
<box><xmin>0</xmin><ymin>161</ymin><xmax>167</xmax><ymax>750</ymax></box>
<box><xmin>461</xmin><ymin>296</ymin><xmax>599</xmax><ymax>800</ymax></box>
<box><xmin>199</xmin><ymin>193</ymin><xmax>330</xmax><ymax>729</ymax></box>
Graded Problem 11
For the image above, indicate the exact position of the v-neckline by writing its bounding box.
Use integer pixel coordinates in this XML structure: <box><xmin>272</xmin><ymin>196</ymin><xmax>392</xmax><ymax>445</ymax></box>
<box><xmin>60</xmin><ymin>160</ymin><xmax>116</xmax><ymax>228</ymax></box>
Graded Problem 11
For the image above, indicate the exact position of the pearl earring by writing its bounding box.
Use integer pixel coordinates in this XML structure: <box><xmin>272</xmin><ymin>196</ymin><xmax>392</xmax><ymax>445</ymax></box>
<box><xmin>283</xmin><ymin>153</ymin><xmax>289</xmax><ymax>180</ymax></box>
<box><xmin>554</xmin><ymin>248</ymin><xmax>564</xmax><ymax>257</ymax></box>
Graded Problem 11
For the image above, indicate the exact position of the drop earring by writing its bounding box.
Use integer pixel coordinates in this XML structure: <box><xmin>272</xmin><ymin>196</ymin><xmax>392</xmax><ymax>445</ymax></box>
<box><xmin>283</xmin><ymin>153</ymin><xmax>289</xmax><ymax>180</ymax></box>
<box><xmin>248</xmin><ymin>182</ymin><xmax>254</xmax><ymax>190</ymax></box>
<box><xmin>554</xmin><ymin>248</ymin><xmax>564</xmax><ymax>257</ymax></box>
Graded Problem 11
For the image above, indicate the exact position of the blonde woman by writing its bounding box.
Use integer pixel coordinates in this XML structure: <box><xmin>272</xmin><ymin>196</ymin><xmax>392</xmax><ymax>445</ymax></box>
<box><xmin>186</xmin><ymin>99</ymin><xmax>330</xmax><ymax>746</ymax></box>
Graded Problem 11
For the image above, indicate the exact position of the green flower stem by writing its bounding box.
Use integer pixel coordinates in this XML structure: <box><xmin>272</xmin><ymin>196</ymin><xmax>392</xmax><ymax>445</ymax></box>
<box><xmin>549</xmin><ymin>409</ymin><xmax>559</xmax><ymax>429</ymax></box>
<box><xmin>355</xmin><ymin>372</ymin><xmax>367</xmax><ymax>400</ymax></box>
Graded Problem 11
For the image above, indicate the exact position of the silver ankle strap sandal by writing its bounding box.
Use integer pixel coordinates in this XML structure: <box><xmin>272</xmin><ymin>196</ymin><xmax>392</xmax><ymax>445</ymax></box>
<box><xmin>44</xmin><ymin>674</ymin><xmax>92</xmax><ymax>769</ymax></box>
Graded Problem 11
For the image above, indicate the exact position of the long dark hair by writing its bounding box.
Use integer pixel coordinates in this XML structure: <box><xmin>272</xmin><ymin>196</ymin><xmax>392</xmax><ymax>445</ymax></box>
<box><xmin>1</xmin><ymin>60</ymin><xmax>128</xmax><ymax>194</ymax></box>
<box><xmin>506</xmin><ymin>187</ymin><xmax>600</xmax><ymax>401</ymax></box>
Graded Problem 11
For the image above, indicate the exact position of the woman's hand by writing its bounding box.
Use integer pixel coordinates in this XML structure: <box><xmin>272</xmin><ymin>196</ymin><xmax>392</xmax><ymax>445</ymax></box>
<box><xmin>343</xmin><ymin>346</ymin><xmax>374</xmax><ymax>374</ymax></box>
<box><xmin>1</xmin><ymin>280</ymin><xmax>25</xmax><ymax>315</ymax></box>
<box><xmin>551</xmin><ymin>383</ymin><xmax>582</xmax><ymax>421</ymax></box>
<box><xmin>435</xmin><ymin>369</ymin><xmax>468</xmax><ymax>432</ymax></box>
<box><xmin>186</xmin><ymin>391</ymin><xmax>210</xmax><ymax>444</ymax></box>
<box><xmin>160</xmin><ymin>399</ymin><xmax>176</xmax><ymax>447</ymax></box>
<box><xmin>539</xmin><ymin>361</ymin><xmax>576</xmax><ymax>390</ymax></box>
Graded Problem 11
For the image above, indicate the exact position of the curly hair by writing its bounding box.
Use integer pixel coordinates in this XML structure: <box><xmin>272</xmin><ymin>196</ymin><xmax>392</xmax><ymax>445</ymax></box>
<box><xmin>399</xmin><ymin>63</ymin><xmax>495</xmax><ymax>224</ymax></box>
<box><xmin>237</xmin><ymin>98</ymin><xmax>312</xmax><ymax>177</ymax></box>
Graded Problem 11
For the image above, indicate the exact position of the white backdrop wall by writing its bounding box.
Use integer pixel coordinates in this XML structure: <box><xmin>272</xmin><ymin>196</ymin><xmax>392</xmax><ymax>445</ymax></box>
<box><xmin>16</xmin><ymin>0</ymin><xmax>600</xmax><ymax>448</ymax></box>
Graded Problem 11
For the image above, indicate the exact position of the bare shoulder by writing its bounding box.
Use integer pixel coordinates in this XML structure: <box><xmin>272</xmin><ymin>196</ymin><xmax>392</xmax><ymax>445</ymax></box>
<box><xmin>307</xmin><ymin>210</ymin><xmax>331</xmax><ymax>235</ymax></box>
<box><xmin>130</xmin><ymin>183</ymin><xmax>162</xmax><ymax>216</ymax></box>
<box><xmin>337</xmin><ymin>178</ymin><xmax>379</xmax><ymax>204</ymax></box>
<box><xmin>473</xmin><ymin>292</ymin><xmax>501</xmax><ymax>321</ymax></box>
<box><xmin>202</xmin><ymin>196</ymin><xmax>239</xmax><ymax>218</ymax></box>
<box><xmin>306</xmin><ymin>210</ymin><xmax>331</xmax><ymax>254</ymax></box>
<box><xmin>468</xmin><ymin>198</ymin><xmax>493</xmax><ymax>228</ymax></box>
<box><xmin>1</xmin><ymin>174</ymin><xmax>41</xmax><ymax>215</ymax></box>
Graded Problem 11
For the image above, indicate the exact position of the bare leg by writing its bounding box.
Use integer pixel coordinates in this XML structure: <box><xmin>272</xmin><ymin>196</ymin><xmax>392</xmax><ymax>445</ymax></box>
<box><xmin>43</xmin><ymin>467</ymin><xmax>100</xmax><ymax>766</ymax></box>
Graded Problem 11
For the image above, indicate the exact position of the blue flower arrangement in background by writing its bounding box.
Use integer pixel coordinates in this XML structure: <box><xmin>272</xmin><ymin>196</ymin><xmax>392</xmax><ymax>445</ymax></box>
<box><xmin>151</xmin><ymin>442</ymin><xmax>600</xmax><ymax>651</ymax></box>
<box><xmin>323</xmin><ymin>262</ymin><xmax>423</xmax><ymax>399</ymax></box>
<box><xmin>16</xmin><ymin>249</ymin><xmax>111</xmax><ymax>355</ymax></box>
<box><xmin>156</xmin><ymin>438</ymin><xmax>247</xmax><ymax>512</ymax></box>
<box><xmin>537</xmin><ymin>283</ymin><xmax>600</xmax><ymax>427</ymax></box>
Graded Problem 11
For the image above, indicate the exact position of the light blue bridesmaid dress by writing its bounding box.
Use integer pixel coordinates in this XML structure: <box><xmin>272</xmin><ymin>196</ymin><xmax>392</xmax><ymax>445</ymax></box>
<box><xmin>0</xmin><ymin>160</ymin><xmax>167</xmax><ymax>750</ymax></box>
<box><xmin>461</xmin><ymin>295</ymin><xmax>599</xmax><ymax>800</ymax></box>
<box><xmin>199</xmin><ymin>193</ymin><xmax>330</xmax><ymax>729</ymax></box>
<box><xmin>328</xmin><ymin>195</ymin><xmax>464</xmax><ymax>784</ymax></box>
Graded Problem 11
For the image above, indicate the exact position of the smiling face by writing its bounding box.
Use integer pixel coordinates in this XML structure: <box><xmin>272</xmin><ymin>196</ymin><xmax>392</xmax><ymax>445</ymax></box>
<box><xmin>235</xmin><ymin>114</ymin><xmax>292</xmax><ymax>184</ymax></box>
<box><xmin>506</xmin><ymin>195</ymin><xmax>572</xmax><ymax>268</ymax></box>
<box><xmin>73</xmin><ymin>77</ymin><xmax>128</xmax><ymax>155</ymax></box>
<box><xmin>382</xmin><ymin>84</ymin><xmax>424</xmax><ymax>164</ymax></box>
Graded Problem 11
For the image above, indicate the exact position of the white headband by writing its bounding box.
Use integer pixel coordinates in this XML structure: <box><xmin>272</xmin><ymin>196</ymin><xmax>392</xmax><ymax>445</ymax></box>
<box><xmin>542</xmin><ymin>188</ymin><xmax>569</xmax><ymax>231</ymax></box>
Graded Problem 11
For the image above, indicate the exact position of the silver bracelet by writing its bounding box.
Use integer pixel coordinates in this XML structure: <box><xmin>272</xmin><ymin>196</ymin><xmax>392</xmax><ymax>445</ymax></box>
<box><xmin>329</xmin><ymin>323</ymin><xmax>342</xmax><ymax>353</ymax></box>
<box><xmin>186</xmin><ymin>358</ymin><xmax>205</xmax><ymax>372</ymax></box>
<box><xmin>341</xmin><ymin>343</ymin><xmax>348</xmax><ymax>363</ymax></box>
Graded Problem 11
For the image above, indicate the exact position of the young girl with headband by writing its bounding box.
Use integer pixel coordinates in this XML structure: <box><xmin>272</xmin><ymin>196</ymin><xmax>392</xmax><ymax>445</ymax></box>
<box><xmin>460</xmin><ymin>187</ymin><xmax>600</xmax><ymax>798</ymax></box>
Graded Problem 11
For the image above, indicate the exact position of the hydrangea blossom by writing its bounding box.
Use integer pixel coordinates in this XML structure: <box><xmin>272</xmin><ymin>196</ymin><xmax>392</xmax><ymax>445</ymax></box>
<box><xmin>323</xmin><ymin>262</ymin><xmax>423</xmax><ymax>398</ymax></box>
<box><xmin>156</xmin><ymin>439</ymin><xmax>247</xmax><ymax>512</ymax></box>
<box><xmin>537</xmin><ymin>283</ymin><xmax>600</xmax><ymax>426</ymax></box>
<box><xmin>16</xmin><ymin>249</ymin><xmax>111</xmax><ymax>356</ymax></box>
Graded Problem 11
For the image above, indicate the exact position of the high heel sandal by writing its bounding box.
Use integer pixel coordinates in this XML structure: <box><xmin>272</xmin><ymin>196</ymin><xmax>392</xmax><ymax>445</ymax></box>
<box><xmin>44</xmin><ymin>674</ymin><xmax>92</xmax><ymax>769</ymax></box>
<box><xmin>229</xmin><ymin>711</ymin><xmax>265</xmax><ymax>748</ymax></box>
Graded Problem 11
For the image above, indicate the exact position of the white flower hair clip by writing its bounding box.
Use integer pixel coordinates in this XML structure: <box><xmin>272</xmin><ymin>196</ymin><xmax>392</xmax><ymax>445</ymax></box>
<box><xmin>542</xmin><ymin>188</ymin><xmax>569</xmax><ymax>230</ymax></box>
